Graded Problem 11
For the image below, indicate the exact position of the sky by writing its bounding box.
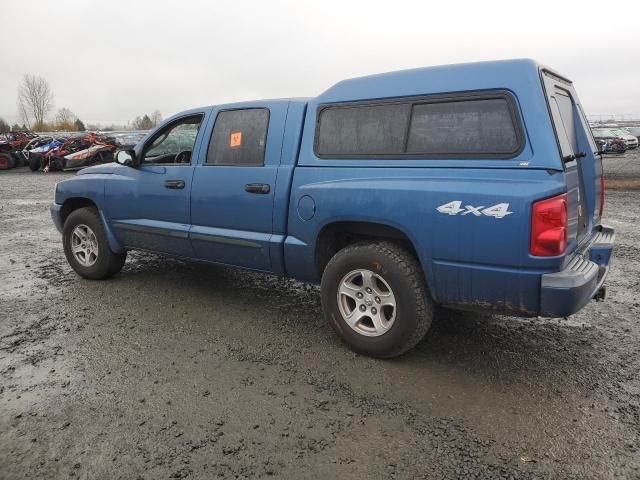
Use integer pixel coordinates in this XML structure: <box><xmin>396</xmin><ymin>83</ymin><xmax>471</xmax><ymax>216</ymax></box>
<box><xmin>1</xmin><ymin>0</ymin><xmax>639</xmax><ymax>126</ymax></box>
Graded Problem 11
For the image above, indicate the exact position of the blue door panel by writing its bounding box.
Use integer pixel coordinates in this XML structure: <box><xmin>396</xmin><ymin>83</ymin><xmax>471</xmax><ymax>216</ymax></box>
<box><xmin>104</xmin><ymin>109</ymin><xmax>212</xmax><ymax>257</ymax></box>
<box><xmin>111</xmin><ymin>217</ymin><xmax>192</xmax><ymax>257</ymax></box>
<box><xmin>189</xmin><ymin>101</ymin><xmax>289</xmax><ymax>271</ymax></box>
<box><xmin>190</xmin><ymin>165</ymin><xmax>277</xmax><ymax>270</ymax></box>
<box><xmin>190</xmin><ymin>224</ymin><xmax>272</xmax><ymax>269</ymax></box>
<box><xmin>106</xmin><ymin>165</ymin><xmax>195</xmax><ymax>256</ymax></box>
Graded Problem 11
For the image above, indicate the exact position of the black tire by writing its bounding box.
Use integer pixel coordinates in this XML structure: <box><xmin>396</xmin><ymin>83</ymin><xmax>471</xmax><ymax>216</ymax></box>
<box><xmin>0</xmin><ymin>153</ymin><xmax>15</xmax><ymax>170</ymax></box>
<box><xmin>28</xmin><ymin>154</ymin><xmax>41</xmax><ymax>171</ymax></box>
<box><xmin>12</xmin><ymin>153</ymin><xmax>25</xmax><ymax>168</ymax></box>
<box><xmin>320</xmin><ymin>241</ymin><xmax>433</xmax><ymax>358</ymax></box>
<box><xmin>50</xmin><ymin>156</ymin><xmax>65</xmax><ymax>171</ymax></box>
<box><xmin>62</xmin><ymin>207</ymin><xmax>126</xmax><ymax>280</ymax></box>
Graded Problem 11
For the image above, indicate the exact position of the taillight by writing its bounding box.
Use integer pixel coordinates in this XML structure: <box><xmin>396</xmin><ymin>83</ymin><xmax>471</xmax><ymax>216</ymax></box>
<box><xmin>530</xmin><ymin>193</ymin><xmax>568</xmax><ymax>256</ymax></box>
<box><xmin>599</xmin><ymin>175</ymin><xmax>605</xmax><ymax>218</ymax></box>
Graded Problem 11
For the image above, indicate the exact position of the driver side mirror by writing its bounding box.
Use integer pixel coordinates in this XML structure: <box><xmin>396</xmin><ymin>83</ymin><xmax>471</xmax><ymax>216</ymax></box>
<box><xmin>115</xmin><ymin>149</ymin><xmax>137</xmax><ymax>167</ymax></box>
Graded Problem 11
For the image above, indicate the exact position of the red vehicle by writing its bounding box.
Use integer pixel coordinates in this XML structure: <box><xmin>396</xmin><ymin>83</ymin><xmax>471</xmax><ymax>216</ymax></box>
<box><xmin>0</xmin><ymin>132</ymin><xmax>35</xmax><ymax>169</ymax></box>
<box><xmin>30</xmin><ymin>133</ymin><xmax>117</xmax><ymax>172</ymax></box>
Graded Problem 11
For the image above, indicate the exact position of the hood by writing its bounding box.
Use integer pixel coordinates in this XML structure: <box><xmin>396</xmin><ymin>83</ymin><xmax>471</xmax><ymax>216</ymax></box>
<box><xmin>76</xmin><ymin>162</ymin><xmax>117</xmax><ymax>175</ymax></box>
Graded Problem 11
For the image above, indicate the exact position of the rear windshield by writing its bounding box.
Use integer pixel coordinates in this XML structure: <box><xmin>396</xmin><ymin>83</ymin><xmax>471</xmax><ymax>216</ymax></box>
<box><xmin>315</xmin><ymin>92</ymin><xmax>523</xmax><ymax>159</ymax></box>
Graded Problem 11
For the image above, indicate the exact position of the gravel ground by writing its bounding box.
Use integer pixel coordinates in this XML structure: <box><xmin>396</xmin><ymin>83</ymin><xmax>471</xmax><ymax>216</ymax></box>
<box><xmin>1</xmin><ymin>168</ymin><xmax>639</xmax><ymax>479</ymax></box>
<box><xmin>603</xmin><ymin>147</ymin><xmax>640</xmax><ymax>180</ymax></box>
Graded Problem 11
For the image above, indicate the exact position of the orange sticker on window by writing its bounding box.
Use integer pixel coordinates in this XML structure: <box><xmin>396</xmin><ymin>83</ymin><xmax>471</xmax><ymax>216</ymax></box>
<box><xmin>230</xmin><ymin>131</ymin><xmax>242</xmax><ymax>148</ymax></box>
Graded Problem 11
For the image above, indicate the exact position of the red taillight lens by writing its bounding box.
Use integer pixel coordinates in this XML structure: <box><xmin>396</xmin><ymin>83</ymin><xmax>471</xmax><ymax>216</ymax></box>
<box><xmin>530</xmin><ymin>193</ymin><xmax>568</xmax><ymax>256</ymax></box>
<box><xmin>599</xmin><ymin>175</ymin><xmax>605</xmax><ymax>218</ymax></box>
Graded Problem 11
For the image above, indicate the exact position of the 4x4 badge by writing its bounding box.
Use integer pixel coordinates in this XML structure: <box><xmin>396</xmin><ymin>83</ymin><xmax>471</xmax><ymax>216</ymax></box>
<box><xmin>436</xmin><ymin>201</ymin><xmax>512</xmax><ymax>219</ymax></box>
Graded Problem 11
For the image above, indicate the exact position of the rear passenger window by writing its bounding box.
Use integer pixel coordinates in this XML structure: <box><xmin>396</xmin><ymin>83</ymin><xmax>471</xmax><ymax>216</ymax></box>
<box><xmin>206</xmin><ymin>109</ymin><xmax>269</xmax><ymax>165</ymax></box>
<box><xmin>407</xmin><ymin>99</ymin><xmax>519</xmax><ymax>155</ymax></box>
<box><xmin>315</xmin><ymin>93</ymin><xmax>522</xmax><ymax>158</ymax></box>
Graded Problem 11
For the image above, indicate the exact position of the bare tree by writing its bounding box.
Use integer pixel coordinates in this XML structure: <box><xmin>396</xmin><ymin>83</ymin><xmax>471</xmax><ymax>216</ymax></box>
<box><xmin>0</xmin><ymin>117</ymin><xmax>9</xmax><ymax>133</ymax></box>
<box><xmin>18</xmin><ymin>102</ymin><xmax>31</xmax><ymax>130</ymax></box>
<box><xmin>151</xmin><ymin>110</ymin><xmax>163</xmax><ymax>127</ymax></box>
<box><xmin>17</xmin><ymin>74</ymin><xmax>54</xmax><ymax>129</ymax></box>
<box><xmin>132</xmin><ymin>114</ymin><xmax>153</xmax><ymax>130</ymax></box>
<box><xmin>54</xmin><ymin>107</ymin><xmax>77</xmax><ymax>131</ymax></box>
<box><xmin>55</xmin><ymin>107</ymin><xmax>75</xmax><ymax>124</ymax></box>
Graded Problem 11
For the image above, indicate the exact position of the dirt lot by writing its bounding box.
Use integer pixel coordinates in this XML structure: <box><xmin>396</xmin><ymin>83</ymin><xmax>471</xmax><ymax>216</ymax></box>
<box><xmin>604</xmin><ymin>147</ymin><xmax>640</xmax><ymax>190</ymax></box>
<box><xmin>1</xmin><ymin>168</ymin><xmax>639</xmax><ymax>479</ymax></box>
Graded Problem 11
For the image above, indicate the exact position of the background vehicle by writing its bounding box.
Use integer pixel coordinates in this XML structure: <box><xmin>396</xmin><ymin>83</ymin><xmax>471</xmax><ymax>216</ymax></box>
<box><xmin>611</xmin><ymin>127</ymin><xmax>638</xmax><ymax>149</ymax></box>
<box><xmin>26</xmin><ymin>133</ymin><xmax>118</xmax><ymax>172</ymax></box>
<box><xmin>592</xmin><ymin>127</ymin><xmax>631</xmax><ymax>153</ymax></box>
<box><xmin>592</xmin><ymin>126</ymin><xmax>638</xmax><ymax>149</ymax></box>
<box><xmin>0</xmin><ymin>131</ymin><xmax>36</xmax><ymax>169</ymax></box>
<box><xmin>51</xmin><ymin>59</ymin><xmax>614</xmax><ymax>358</ymax></box>
<box><xmin>625</xmin><ymin>125</ymin><xmax>640</xmax><ymax>137</ymax></box>
<box><xmin>592</xmin><ymin>128</ymin><xmax>627</xmax><ymax>154</ymax></box>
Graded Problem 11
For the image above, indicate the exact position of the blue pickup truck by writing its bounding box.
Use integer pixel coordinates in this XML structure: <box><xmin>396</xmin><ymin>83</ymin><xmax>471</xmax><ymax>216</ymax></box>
<box><xmin>52</xmin><ymin>59</ymin><xmax>614</xmax><ymax>358</ymax></box>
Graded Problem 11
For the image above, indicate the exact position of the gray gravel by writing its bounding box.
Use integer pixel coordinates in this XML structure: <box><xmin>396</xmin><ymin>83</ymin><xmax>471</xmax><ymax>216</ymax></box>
<box><xmin>603</xmin><ymin>147</ymin><xmax>640</xmax><ymax>179</ymax></box>
<box><xmin>1</xmin><ymin>167</ymin><xmax>639</xmax><ymax>479</ymax></box>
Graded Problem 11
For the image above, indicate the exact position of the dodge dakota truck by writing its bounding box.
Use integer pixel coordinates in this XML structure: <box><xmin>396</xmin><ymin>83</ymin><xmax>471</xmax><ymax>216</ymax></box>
<box><xmin>51</xmin><ymin>59</ymin><xmax>614</xmax><ymax>358</ymax></box>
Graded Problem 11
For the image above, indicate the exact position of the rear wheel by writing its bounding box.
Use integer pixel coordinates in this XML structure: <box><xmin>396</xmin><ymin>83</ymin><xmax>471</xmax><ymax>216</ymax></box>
<box><xmin>320</xmin><ymin>241</ymin><xmax>433</xmax><ymax>358</ymax></box>
<box><xmin>63</xmin><ymin>207</ymin><xmax>126</xmax><ymax>279</ymax></box>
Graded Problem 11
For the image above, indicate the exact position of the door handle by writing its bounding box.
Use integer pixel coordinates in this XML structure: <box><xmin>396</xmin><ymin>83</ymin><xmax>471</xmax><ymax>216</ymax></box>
<box><xmin>165</xmin><ymin>180</ymin><xmax>185</xmax><ymax>189</ymax></box>
<box><xmin>244</xmin><ymin>183</ymin><xmax>270</xmax><ymax>194</ymax></box>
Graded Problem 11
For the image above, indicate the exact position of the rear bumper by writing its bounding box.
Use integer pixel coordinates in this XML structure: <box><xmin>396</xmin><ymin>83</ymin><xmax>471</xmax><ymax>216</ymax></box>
<box><xmin>540</xmin><ymin>225</ymin><xmax>614</xmax><ymax>317</ymax></box>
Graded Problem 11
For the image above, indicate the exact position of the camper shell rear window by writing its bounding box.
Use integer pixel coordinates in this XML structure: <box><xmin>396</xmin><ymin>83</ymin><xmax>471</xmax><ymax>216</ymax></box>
<box><xmin>314</xmin><ymin>91</ymin><xmax>524</xmax><ymax>159</ymax></box>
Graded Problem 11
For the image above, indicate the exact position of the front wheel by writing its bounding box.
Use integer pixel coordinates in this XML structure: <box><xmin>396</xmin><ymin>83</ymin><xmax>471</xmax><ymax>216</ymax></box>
<box><xmin>62</xmin><ymin>207</ymin><xmax>126</xmax><ymax>279</ymax></box>
<box><xmin>320</xmin><ymin>242</ymin><xmax>433</xmax><ymax>358</ymax></box>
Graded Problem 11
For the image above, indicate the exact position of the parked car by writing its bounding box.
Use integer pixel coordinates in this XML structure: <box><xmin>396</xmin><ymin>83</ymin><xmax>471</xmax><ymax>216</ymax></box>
<box><xmin>611</xmin><ymin>127</ymin><xmax>638</xmax><ymax>149</ymax></box>
<box><xmin>595</xmin><ymin>137</ymin><xmax>627</xmax><ymax>154</ymax></box>
<box><xmin>27</xmin><ymin>133</ymin><xmax>118</xmax><ymax>172</ymax></box>
<box><xmin>591</xmin><ymin>128</ymin><xmax>628</xmax><ymax>154</ymax></box>
<box><xmin>625</xmin><ymin>126</ymin><xmax>640</xmax><ymax>138</ymax></box>
<box><xmin>592</xmin><ymin>126</ymin><xmax>638</xmax><ymax>150</ymax></box>
<box><xmin>51</xmin><ymin>59</ymin><xmax>614</xmax><ymax>358</ymax></box>
<box><xmin>0</xmin><ymin>131</ymin><xmax>36</xmax><ymax>169</ymax></box>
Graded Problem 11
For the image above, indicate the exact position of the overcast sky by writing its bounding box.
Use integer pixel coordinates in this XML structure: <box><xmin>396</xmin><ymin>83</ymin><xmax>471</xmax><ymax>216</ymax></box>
<box><xmin>1</xmin><ymin>0</ymin><xmax>639</xmax><ymax>126</ymax></box>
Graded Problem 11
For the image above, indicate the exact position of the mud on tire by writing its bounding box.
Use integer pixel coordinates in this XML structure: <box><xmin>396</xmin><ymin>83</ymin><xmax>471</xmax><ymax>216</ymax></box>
<box><xmin>320</xmin><ymin>241</ymin><xmax>433</xmax><ymax>358</ymax></box>
<box><xmin>62</xmin><ymin>207</ymin><xmax>127</xmax><ymax>280</ymax></box>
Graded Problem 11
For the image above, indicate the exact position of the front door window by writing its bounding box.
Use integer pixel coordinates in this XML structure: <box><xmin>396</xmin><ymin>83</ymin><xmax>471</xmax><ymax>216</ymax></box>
<box><xmin>142</xmin><ymin>115</ymin><xmax>203</xmax><ymax>165</ymax></box>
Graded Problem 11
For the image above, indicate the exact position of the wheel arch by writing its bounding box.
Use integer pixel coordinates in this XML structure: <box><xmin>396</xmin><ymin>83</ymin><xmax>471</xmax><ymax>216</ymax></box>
<box><xmin>315</xmin><ymin>220</ymin><xmax>423</xmax><ymax>280</ymax></box>
<box><xmin>60</xmin><ymin>197</ymin><xmax>125</xmax><ymax>253</ymax></box>
<box><xmin>60</xmin><ymin>197</ymin><xmax>98</xmax><ymax>225</ymax></box>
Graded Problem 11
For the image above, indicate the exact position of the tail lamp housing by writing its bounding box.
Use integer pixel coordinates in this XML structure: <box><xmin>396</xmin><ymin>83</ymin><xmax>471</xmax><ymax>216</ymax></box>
<box><xmin>530</xmin><ymin>193</ymin><xmax>568</xmax><ymax>257</ymax></box>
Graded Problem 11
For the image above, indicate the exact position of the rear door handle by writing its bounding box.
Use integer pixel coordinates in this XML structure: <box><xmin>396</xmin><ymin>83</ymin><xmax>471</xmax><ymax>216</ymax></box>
<box><xmin>244</xmin><ymin>183</ymin><xmax>270</xmax><ymax>194</ymax></box>
<box><xmin>165</xmin><ymin>180</ymin><xmax>185</xmax><ymax>189</ymax></box>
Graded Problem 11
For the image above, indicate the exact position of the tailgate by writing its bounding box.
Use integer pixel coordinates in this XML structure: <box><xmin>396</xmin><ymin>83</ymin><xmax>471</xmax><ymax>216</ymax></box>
<box><xmin>540</xmin><ymin>69</ymin><xmax>603</xmax><ymax>248</ymax></box>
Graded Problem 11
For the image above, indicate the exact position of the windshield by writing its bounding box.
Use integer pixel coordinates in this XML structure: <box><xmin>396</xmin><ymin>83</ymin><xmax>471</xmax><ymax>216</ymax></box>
<box><xmin>593</xmin><ymin>128</ymin><xmax>617</xmax><ymax>137</ymax></box>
